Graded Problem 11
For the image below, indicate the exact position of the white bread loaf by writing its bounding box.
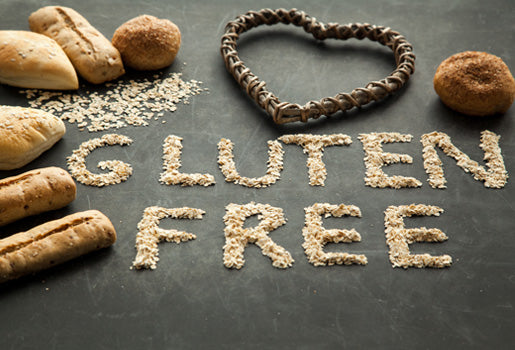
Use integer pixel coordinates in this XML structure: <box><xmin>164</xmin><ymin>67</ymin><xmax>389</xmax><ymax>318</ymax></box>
<box><xmin>0</xmin><ymin>106</ymin><xmax>66</xmax><ymax>170</ymax></box>
<box><xmin>0</xmin><ymin>30</ymin><xmax>78</xmax><ymax>90</ymax></box>
<box><xmin>29</xmin><ymin>6</ymin><xmax>125</xmax><ymax>84</ymax></box>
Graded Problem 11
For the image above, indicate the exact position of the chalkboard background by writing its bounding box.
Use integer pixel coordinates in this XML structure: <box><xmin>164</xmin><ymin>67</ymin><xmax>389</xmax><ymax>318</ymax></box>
<box><xmin>1</xmin><ymin>0</ymin><xmax>514</xmax><ymax>349</ymax></box>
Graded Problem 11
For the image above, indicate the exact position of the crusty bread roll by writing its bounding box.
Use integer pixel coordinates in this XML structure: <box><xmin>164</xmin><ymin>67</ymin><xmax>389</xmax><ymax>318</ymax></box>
<box><xmin>29</xmin><ymin>6</ymin><xmax>125</xmax><ymax>84</ymax></box>
<box><xmin>0</xmin><ymin>210</ymin><xmax>116</xmax><ymax>283</ymax></box>
<box><xmin>112</xmin><ymin>15</ymin><xmax>181</xmax><ymax>70</ymax></box>
<box><xmin>0</xmin><ymin>30</ymin><xmax>78</xmax><ymax>90</ymax></box>
<box><xmin>0</xmin><ymin>167</ymin><xmax>76</xmax><ymax>227</ymax></box>
<box><xmin>0</xmin><ymin>106</ymin><xmax>65</xmax><ymax>170</ymax></box>
<box><xmin>434</xmin><ymin>51</ymin><xmax>515</xmax><ymax>116</ymax></box>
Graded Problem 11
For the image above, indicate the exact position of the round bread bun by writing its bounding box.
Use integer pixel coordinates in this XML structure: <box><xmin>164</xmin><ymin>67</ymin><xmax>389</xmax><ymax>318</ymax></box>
<box><xmin>112</xmin><ymin>15</ymin><xmax>181</xmax><ymax>71</ymax></box>
<box><xmin>433</xmin><ymin>51</ymin><xmax>515</xmax><ymax>116</ymax></box>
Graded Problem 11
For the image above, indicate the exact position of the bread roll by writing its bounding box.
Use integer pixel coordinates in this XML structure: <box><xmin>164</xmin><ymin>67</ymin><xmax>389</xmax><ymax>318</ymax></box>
<box><xmin>29</xmin><ymin>6</ymin><xmax>125</xmax><ymax>84</ymax></box>
<box><xmin>0</xmin><ymin>30</ymin><xmax>78</xmax><ymax>90</ymax></box>
<box><xmin>0</xmin><ymin>106</ymin><xmax>65</xmax><ymax>170</ymax></box>
<box><xmin>112</xmin><ymin>15</ymin><xmax>181</xmax><ymax>70</ymax></box>
<box><xmin>434</xmin><ymin>51</ymin><xmax>515</xmax><ymax>116</ymax></box>
<box><xmin>0</xmin><ymin>210</ymin><xmax>116</xmax><ymax>283</ymax></box>
<box><xmin>0</xmin><ymin>167</ymin><xmax>76</xmax><ymax>227</ymax></box>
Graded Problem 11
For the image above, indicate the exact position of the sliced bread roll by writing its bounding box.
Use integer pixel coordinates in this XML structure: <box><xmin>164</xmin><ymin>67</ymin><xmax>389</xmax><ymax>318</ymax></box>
<box><xmin>0</xmin><ymin>106</ymin><xmax>66</xmax><ymax>170</ymax></box>
<box><xmin>0</xmin><ymin>30</ymin><xmax>78</xmax><ymax>90</ymax></box>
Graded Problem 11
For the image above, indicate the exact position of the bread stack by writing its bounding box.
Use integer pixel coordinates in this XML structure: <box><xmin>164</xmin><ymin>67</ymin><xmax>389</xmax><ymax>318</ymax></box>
<box><xmin>0</xmin><ymin>6</ymin><xmax>125</xmax><ymax>89</ymax></box>
<box><xmin>0</xmin><ymin>6</ymin><xmax>186</xmax><ymax>282</ymax></box>
<box><xmin>0</xmin><ymin>5</ymin><xmax>183</xmax><ymax>90</ymax></box>
<box><xmin>0</xmin><ymin>7</ymin><xmax>127</xmax><ymax>283</ymax></box>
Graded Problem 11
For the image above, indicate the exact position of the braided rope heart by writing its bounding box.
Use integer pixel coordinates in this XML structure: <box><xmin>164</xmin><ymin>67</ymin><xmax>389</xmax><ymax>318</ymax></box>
<box><xmin>221</xmin><ymin>8</ymin><xmax>415</xmax><ymax>124</ymax></box>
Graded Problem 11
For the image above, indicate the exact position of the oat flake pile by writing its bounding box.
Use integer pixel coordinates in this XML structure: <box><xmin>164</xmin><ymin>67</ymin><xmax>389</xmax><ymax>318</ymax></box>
<box><xmin>21</xmin><ymin>72</ymin><xmax>207</xmax><ymax>132</ymax></box>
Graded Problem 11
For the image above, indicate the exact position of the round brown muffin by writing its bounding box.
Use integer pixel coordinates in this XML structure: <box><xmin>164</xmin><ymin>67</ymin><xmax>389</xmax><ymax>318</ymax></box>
<box><xmin>433</xmin><ymin>51</ymin><xmax>515</xmax><ymax>116</ymax></box>
<box><xmin>112</xmin><ymin>15</ymin><xmax>181</xmax><ymax>70</ymax></box>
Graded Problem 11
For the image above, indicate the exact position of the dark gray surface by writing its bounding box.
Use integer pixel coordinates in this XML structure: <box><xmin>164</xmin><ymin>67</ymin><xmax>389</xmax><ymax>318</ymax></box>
<box><xmin>1</xmin><ymin>0</ymin><xmax>514</xmax><ymax>349</ymax></box>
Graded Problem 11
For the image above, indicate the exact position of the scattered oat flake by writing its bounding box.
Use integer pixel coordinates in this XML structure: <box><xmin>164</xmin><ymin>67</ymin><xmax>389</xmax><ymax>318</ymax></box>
<box><xmin>21</xmin><ymin>72</ymin><xmax>207</xmax><ymax>132</ymax></box>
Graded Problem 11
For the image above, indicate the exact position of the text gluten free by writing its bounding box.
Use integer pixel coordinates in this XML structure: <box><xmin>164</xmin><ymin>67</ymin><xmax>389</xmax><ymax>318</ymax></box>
<box><xmin>66</xmin><ymin>130</ymin><xmax>507</xmax><ymax>270</ymax></box>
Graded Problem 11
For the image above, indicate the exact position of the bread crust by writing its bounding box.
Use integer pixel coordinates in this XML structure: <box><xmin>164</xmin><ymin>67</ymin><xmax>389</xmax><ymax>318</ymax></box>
<box><xmin>434</xmin><ymin>51</ymin><xmax>515</xmax><ymax>116</ymax></box>
<box><xmin>0</xmin><ymin>30</ymin><xmax>78</xmax><ymax>90</ymax></box>
<box><xmin>0</xmin><ymin>105</ymin><xmax>66</xmax><ymax>170</ymax></box>
<box><xmin>0</xmin><ymin>167</ymin><xmax>76</xmax><ymax>226</ymax></box>
<box><xmin>0</xmin><ymin>210</ymin><xmax>116</xmax><ymax>283</ymax></box>
<box><xmin>29</xmin><ymin>6</ymin><xmax>125</xmax><ymax>84</ymax></box>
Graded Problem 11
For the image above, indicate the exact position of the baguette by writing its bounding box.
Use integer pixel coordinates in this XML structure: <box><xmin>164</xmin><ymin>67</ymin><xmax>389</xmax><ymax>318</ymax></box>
<box><xmin>0</xmin><ymin>106</ymin><xmax>66</xmax><ymax>170</ymax></box>
<box><xmin>0</xmin><ymin>210</ymin><xmax>116</xmax><ymax>283</ymax></box>
<box><xmin>0</xmin><ymin>167</ymin><xmax>76</xmax><ymax>227</ymax></box>
<box><xmin>29</xmin><ymin>6</ymin><xmax>125</xmax><ymax>84</ymax></box>
<box><xmin>0</xmin><ymin>30</ymin><xmax>78</xmax><ymax>90</ymax></box>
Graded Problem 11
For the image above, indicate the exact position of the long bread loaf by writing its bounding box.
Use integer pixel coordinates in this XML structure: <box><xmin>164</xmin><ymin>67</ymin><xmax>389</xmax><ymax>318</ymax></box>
<box><xmin>0</xmin><ymin>210</ymin><xmax>116</xmax><ymax>283</ymax></box>
<box><xmin>0</xmin><ymin>167</ymin><xmax>76</xmax><ymax>226</ymax></box>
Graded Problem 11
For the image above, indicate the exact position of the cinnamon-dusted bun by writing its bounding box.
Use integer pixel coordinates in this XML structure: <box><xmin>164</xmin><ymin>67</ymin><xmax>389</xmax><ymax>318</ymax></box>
<box><xmin>112</xmin><ymin>15</ymin><xmax>181</xmax><ymax>71</ymax></box>
<box><xmin>434</xmin><ymin>51</ymin><xmax>515</xmax><ymax>116</ymax></box>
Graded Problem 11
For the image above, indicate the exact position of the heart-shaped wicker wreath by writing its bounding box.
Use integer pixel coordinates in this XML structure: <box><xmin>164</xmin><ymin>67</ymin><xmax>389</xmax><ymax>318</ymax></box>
<box><xmin>221</xmin><ymin>8</ymin><xmax>415</xmax><ymax>124</ymax></box>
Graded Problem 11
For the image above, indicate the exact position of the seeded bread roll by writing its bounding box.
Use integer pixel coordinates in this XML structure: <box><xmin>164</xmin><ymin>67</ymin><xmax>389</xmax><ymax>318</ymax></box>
<box><xmin>0</xmin><ymin>167</ymin><xmax>76</xmax><ymax>227</ymax></box>
<box><xmin>29</xmin><ymin>6</ymin><xmax>125</xmax><ymax>84</ymax></box>
<box><xmin>0</xmin><ymin>210</ymin><xmax>116</xmax><ymax>283</ymax></box>
<box><xmin>0</xmin><ymin>30</ymin><xmax>78</xmax><ymax>90</ymax></box>
<box><xmin>0</xmin><ymin>106</ymin><xmax>65</xmax><ymax>170</ymax></box>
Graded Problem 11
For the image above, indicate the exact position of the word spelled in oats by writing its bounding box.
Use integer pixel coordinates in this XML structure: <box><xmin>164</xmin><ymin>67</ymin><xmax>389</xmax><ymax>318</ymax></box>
<box><xmin>160</xmin><ymin>135</ymin><xmax>215</xmax><ymax>186</ymax></box>
<box><xmin>384</xmin><ymin>204</ymin><xmax>452</xmax><ymax>269</ymax></box>
<box><xmin>217</xmin><ymin>139</ymin><xmax>284</xmax><ymax>188</ymax></box>
<box><xmin>223</xmin><ymin>202</ymin><xmax>293</xmax><ymax>269</ymax></box>
<box><xmin>67</xmin><ymin>134</ymin><xmax>133</xmax><ymax>187</ymax></box>
<box><xmin>22</xmin><ymin>73</ymin><xmax>207</xmax><ymax>132</ymax></box>
<box><xmin>278</xmin><ymin>134</ymin><xmax>352</xmax><ymax>186</ymax></box>
<box><xmin>132</xmin><ymin>206</ymin><xmax>205</xmax><ymax>270</ymax></box>
<box><xmin>358</xmin><ymin>132</ymin><xmax>422</xmax><ymax>189</ymax></box>
<box><xmin>421</xmin><ymin>130</ymin><xmax>508</xmax><ymax>189</ymax></box>
<box><xmin>302</xmin><ymin>203</ymin><xmax>367</xmax><ymax>266</ymax></box>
